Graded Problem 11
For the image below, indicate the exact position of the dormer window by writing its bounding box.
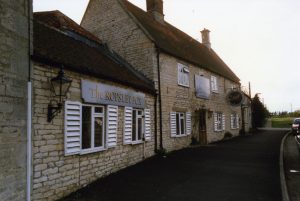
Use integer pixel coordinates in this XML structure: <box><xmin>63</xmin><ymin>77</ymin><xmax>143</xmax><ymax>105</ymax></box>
<box><xmin>178</xmin><ymin>63</ymin><xmax>189</xmax><ymax>87</ymax></box>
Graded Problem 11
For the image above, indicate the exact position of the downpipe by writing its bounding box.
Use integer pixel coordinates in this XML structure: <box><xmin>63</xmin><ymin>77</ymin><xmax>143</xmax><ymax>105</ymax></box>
<box><xmin>27</xmin><ymin>82</ymin><xmax>32</xmax><ymax>201</ymax></box>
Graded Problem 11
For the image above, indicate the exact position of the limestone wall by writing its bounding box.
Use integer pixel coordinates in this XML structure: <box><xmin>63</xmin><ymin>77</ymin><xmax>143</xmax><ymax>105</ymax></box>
<box><xmin>31</xmin><ymin>64</ymin><xmax>156</xmax><ymax>201</ymax></box>
<box><xmin>0</xmin><ymin>0</ymin><xmax>32</xmax><ymax>200</ymax></box>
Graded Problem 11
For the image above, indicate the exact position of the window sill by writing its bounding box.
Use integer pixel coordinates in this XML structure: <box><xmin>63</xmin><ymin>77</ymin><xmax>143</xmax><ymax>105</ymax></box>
<box><xmin>172</xmin><ymin>134</ymin><xmax>188</xmax><ymax>138</ymax></box>
<box><xmin>131</xmin><ymin>141</ymin><xmax>143</xmax><ymax>145</ymax></box>
<box><xmin>212</xmin><ymin>90</ymin><xmax>219</xmax><ymax>94</ymax></box>
<box><xmin>231</xmin><ymin>128</ymin><xmax>239</xmax><ymax>130</ymax></box>
<box><xmin>178</xmin><ymin>83</ymin><xmax>190</xmax><ymax>88</ymax></box>
<box><xmin>80</xmin><ymin>147</ymin><xmax>106</xmax><ymax>155</ymax></box>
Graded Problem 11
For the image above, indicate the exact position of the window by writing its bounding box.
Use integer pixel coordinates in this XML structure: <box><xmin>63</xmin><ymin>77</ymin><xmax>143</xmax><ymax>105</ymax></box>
<box><xmin>132</xmin><ymin>109</ymin><xmax>144</xmax><ymax>143</ymax></box>
<box><xmin>231</xmin><ymin>113</ymin><xmax>239</xmax><ymax>129</ymax></box>
<box><xmin>170</xmin><ymin>112</ymin><xmax>191</xmax><ymax>137</ymax></box>
<box><xmin>178</xmin><ymin>63</ymin><xmax>189</xmax><ymax>87</ymax></box>
<box><xmin>82</xmin><ymin>105</ymin><xmax>105</xmax><ymax>153</ymax></box>
<box><xmin>124</xmin><ymin>107</ymin><xmax>151</xmax><ymax>145</ymax></box>
<box><xmin>214</xmin><ymin>112</ymin><xmax>225</xmax><ymax>132</ymax></box>
<box><xmin>64</xmin><ymin>101</ymin><xmax>118</xmax><ymax>156</ymax></box>
<box><xmin>176</xmin><ymin>113</ymin><xmax>186</xmax><ymax>136</ymax></box>
<box><xmin>211</xmin><ymin>76</ymin><xmax>218</xmax><ymax>92</ymax></box>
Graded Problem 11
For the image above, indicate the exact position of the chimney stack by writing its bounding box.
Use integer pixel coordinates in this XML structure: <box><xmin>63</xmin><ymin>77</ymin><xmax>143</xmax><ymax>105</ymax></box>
<box><xmin>201</xmin><ymin>28</ymin><xmax>211</xmax><ymax>49</ymax></box>
<box><xmin>146</xmin><ymin>0</ymin><xmax>164</xmax><ymax>23</ymax></box>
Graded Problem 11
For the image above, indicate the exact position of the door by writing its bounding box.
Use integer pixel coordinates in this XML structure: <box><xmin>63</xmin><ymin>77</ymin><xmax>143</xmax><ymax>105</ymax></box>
<box><xmin>198</xmin><ymin>109</ymin><xmax>207</xmax><ymax>145</ymax></box>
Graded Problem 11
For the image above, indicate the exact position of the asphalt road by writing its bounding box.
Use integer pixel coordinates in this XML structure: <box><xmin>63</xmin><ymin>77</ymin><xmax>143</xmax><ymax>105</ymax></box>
<box><xmin>62</xmin><ymin>130</ymin><xmax>286</xmax><ymax>201</ymax></box>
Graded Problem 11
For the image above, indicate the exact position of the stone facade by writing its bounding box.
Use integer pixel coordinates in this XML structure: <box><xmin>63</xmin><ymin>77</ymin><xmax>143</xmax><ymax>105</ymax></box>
<box><xmin>31</xmin><ymin>63</ymin><xmax>156</xmax><ymax>201</ymax></box>
<box><xmin>0</xmin><ymin>0</ymin><xmax>32</xmax><ymax>200</ymax></box>
<box><xmin>81</xmin><ymin>0</ymin><xmax>242</xmax><ymax>152</ymax></box>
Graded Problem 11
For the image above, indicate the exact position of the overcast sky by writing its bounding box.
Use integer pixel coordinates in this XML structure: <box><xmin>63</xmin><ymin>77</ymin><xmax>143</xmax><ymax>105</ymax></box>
<box><xmin>33</xmin><ymin>0</ymin><xmax>300</xmax><ymax>112</ymax></box>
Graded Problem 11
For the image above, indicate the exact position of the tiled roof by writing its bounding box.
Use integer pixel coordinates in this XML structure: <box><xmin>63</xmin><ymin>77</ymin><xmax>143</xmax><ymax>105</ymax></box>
<box><xmin>33</xmin><ymin>11</ymin><xmax>155</xmax><ymax>94</ymax></box>
<box><xmin>121</xmin><ymin>0</ymin><xmax>240</xmax><ymax>83</ymax></box>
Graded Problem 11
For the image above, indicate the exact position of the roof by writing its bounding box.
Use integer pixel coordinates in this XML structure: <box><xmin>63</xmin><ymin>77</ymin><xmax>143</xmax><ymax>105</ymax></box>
<box><xmin>120</xmin><ymin>0</ymin><xmax>240</xmax><ymax>83</ymax></box>
<box><xmin>33</xmin><ymin>11</ymin><xmax>155</xmax><ymax>94</ymax></box>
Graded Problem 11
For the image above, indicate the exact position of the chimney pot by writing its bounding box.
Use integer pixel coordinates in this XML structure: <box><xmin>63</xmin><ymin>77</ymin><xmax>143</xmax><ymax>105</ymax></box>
<box><xmin>201</xmin><ymin>28</ymin><xmax>211</xmax><ymax>49</ymax></box>
<box><xmin>146</xmin><ymin>0</ymin><xmax>164</xmax><ymax>23</ymax></box>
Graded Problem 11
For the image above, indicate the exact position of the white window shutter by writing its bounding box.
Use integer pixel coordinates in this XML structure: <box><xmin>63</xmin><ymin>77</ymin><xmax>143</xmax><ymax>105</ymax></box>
<box><xmin>107</xmin><ymin>105</ymin><xmax>118</xmax><ymax>148</ymax></box>
<box><xmin>186</xmin><ymin>112</ymin><xmax>191</xmax><ymax>135</ymax></box>
<box><xmin>170</xmin><ymin>112</ymin><xmax>176</xmax><ymax>137</ymax></box>
<box><xmin>64</xmin><ymin>101</ymin><xmax>82</xmax><ymax>156</ymax></box>
<box><xmin>144</xmin><ymin>109</ymin><xmax>151</xmax><ymax>141</ymax></box>
<box><xmin>222</xmin><ymin>114</ymin><xmax>226</xmax><ymax>131</ymax></box>
<box><xmin>124</xmin><ymin>107</ymin><xmax>132</xmax><ymax>144</ymax></box>
<box><xmin>230</xmin><ymin>114</ymin><xmax>234</xmax><ymax>129</ymax></box>
<box><xmin>237</xmin><ymin>114</ymin><xmax>240</xmax><ymax>129</ymax></box>
<box><xmin>214</xmin><ymin>113</ymin><xmax>218</xmax><ymax>132</ymax></box>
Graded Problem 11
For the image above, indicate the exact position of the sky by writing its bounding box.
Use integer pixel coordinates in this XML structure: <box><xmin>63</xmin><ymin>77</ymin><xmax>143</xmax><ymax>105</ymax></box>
<box><xmin>33</xmin><ymin>0</ymin><xmax>300</xmax><ymax>112</ymax></box>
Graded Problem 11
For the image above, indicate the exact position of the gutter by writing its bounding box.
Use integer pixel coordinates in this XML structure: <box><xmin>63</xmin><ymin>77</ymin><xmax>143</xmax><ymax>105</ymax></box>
<box><xmin>27</xmin><ymin>0</ymin><xmax>32</xmax><ymax>200</ymax></box>
<box><xmin>156</xmin><ymin>47</ymin><xmax>163</xmax><ymax>150</ymax></box>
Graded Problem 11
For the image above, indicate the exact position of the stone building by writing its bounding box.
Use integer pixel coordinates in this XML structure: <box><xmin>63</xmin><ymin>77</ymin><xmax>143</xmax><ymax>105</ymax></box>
<box><xmin>31</xmin><ymin>11</ymin><xmax>156</xmax><ymax>201</ymax></box>
<box><xmin>81</xmin><ymin>0</ymin><xmax>243</xmax><ymax>151</ymax></box>
<box><xmin>0</xmin><ymin>0</ymin><xmax>32</xmax><ymax>201</ymax></box>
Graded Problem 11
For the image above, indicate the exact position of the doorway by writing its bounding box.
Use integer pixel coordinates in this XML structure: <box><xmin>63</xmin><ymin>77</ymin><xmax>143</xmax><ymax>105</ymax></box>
<box><xmin>198</xmin><ymin>109</ymin><xmax>207</xmax><ymax>145</ymax></box>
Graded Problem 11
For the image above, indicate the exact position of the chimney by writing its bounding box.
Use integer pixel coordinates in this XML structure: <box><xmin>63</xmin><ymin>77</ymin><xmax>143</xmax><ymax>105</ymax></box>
<box><xmin>147</xmin><ymin>0</ymin><xmax>164</xmax><ymax>23</ymax></box>
<box><xmin>201</xmin><ymin>28</ymin><xmax>211</xmax><ymax>49</ymax></box>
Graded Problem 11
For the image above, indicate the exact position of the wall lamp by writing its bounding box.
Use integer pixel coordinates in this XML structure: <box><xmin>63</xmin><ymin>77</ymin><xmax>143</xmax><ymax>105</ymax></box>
<box><xmin>47</xmin><ymin>65</ymin><xmax>72</xmax><ymax>122</ymax></box>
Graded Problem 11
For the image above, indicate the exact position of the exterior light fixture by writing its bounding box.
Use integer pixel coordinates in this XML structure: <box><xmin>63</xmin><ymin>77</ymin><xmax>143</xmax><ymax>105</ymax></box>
<box><xmin>47</xmin><ymin>65</ymin><xmax>72</xmax><ymax>122</ymax></box>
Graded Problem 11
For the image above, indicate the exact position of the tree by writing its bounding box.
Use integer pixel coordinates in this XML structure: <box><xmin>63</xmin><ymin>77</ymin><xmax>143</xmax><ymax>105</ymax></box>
<box><xmin>252</xmin><ymin>94</ymin><xmax>270</xmax><ymax>128</ymax></box>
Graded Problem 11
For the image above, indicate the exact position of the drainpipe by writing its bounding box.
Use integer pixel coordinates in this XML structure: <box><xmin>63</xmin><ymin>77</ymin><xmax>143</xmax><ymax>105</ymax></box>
<box><xmin>27</xmin><ymin>0</ymin><xmax>32</xmax><ymax>200</ymax></box>
<box><xmin>156</xmin><ymin>47</ymin><xmax>163</xmax><ymax>150</ymax></box>
<box><xmin>154</xmin><ymin>92</ymin><xmax>158</xmax><ymax>152</ymax></box>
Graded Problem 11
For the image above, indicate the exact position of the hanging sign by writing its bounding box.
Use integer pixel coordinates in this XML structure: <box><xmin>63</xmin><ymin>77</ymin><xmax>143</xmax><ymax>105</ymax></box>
<box><xmin>226</xmin><ymin>90</ymin><xmax>244</xmax><ymax>106</ymax></box>
<box><xmin>82</xmin><ymin>80</ymin><xmax>145</xmax><ymax>108</ymax></box>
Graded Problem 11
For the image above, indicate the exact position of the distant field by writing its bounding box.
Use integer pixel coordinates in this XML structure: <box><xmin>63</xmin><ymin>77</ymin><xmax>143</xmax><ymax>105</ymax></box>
<box><xmin>271</xmin><ymin>117</ymin><xmax>293</xmax><ymax>128</ymax></box>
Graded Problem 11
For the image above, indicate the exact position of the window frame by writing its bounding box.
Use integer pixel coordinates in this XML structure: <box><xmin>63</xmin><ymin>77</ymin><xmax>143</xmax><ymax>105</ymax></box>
<box><xmin>176</xmin><ymin>112</ymin><xmax>186</xmax><ymax>136</ymax></box>
<box><xmin>211</xmin><ymin>75</ymin><xmax>218</xmax><ymax>93</ymax></box>
<box><xmin>178</xmin><ymin>63</ymin><xmax>190</xmax><ymax>87</ymax></box>
<box><xmin>81</xmin><ymin>104</ymin><xmax>106</xmax><ymax>155</ymax></box>
<box><xmin>131</xmin><ymin>108</ymin><xmax>144</xmax><ymax>144</ymax></box>
<box><xmin>216</xmin><ymin>112</ymin><xmax>223</xmax><ymax>131</ymax></box>
<box><xmin>231</xmin><ymin>113</ymin><xmax>239</xmax><ymax>129</ymax></box>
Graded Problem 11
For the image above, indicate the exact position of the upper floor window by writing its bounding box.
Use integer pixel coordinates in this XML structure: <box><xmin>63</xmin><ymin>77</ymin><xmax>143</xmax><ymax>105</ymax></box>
<box><xmin>178</xmin><ymin>63</ymin><xmax>189</xmax><ymax>87</ymax></box>
<box><xmin>211</xmin><ymin>76</ymin><xmax>218</xmax><ymax>92</ymax></box>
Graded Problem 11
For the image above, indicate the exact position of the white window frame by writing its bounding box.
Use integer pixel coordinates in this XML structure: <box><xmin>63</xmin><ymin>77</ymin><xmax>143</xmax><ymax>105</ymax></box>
<box><xmin>178</xmin><ymin>63</ymin><xmax>190</xmax><ymax>87</ymax></box>
<box><xmin>131</xmin><ymin>109</ymin><xmax>144</xmax><ymax>144</ymax></box>
<box><xmin>211</xmin><ymin>75</ymin><xmax>218</xmax><ymax>93</ymax></box>
<box><xmin>170</xmin><ymin>112</ymin><xmax>191</xmax><ymax>138</ymax></box>
<box><xmin>81</xmin><ymin>104</ymin><xmax>106</xmax><ymax>155</ymax></box>
<box><xmin>214</xmin><ymin>112</ymin><xmax>225</xmax><ymax>132</ymax></box>
<box><xmin>124</xmin><ymin>107</ymin><xmax>151</xmax><ymax>145</ymax></box>
<box><xmin>176</xmin><ymin>112</ymin><xmax>186</xmax><ymax>136</ymax></box>
<box><xmin>231</xmin><ymin>113</ymin><xmax>239</xmax><ymax>129</ymax></box>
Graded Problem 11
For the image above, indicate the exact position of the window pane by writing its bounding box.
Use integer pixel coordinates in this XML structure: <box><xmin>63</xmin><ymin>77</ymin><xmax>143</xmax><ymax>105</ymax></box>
<box><xmin>132</xmin><ymin>110</ymin><xmax>136</xmax><ymax>141</ymax></box>
<box><xmin>94</xmin><ymin>117</ymin><xmax>103</xmax><ymax>147</ymax></box>
<box><xmin>180</xmin><ymin>117</ymin><xmax>185</xmax><ymax>135</ymax></box>
<box><xmin>82</xmin><ymin>106</ymin><xmax>91</xmax><ymax>149</ymax></box>
<box><xmin>176</xmin><ymin>113</ymin><xmax>180</xmax><ymax>135</ymax></box>
<box><xmin>138</xmin><ymin>117</ymin><xmax>142</xmax><ymax>140</ymax></box>
<box><xmin>95</xmin><ymin>107</ymin><xmax>103</xmax><ymax>113</ymax></box>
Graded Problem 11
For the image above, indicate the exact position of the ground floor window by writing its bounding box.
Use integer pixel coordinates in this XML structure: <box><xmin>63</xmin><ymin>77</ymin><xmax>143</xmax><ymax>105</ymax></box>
<box><xmin>176</xmin><ymin>112</ymin><xmax>186</xmax><ymax>136</ymax></box>
<box><xmin>64</xmin><ymin>101</ymin><xmax>118</xmax><ymax>156</ymax></box>
<box><xmin>132</xmin><ymin>109</ymin><xmax>144</xmax><ymax>143</ymax></box>
<box><xmin>124</xmin><ymin>107</ymin><xmax>151</xmax><ymax>145</ymax></box>
<box><xmin>170</xmin><ymin>112</ymin><xmax>191</xmax><ymax>137</ymax></box>
<box><xmin>231</xmin><ymin>113</ymin><xmax>239</xmax><ymax>129</ymax></box>
<box><xmin>82</xmin><ymin>105</ymin><xmax>105</xmax><ymax>152</ymax></box>
<box><xmin>214</xmin><ymin>112</ymin><xmax>225</xmax><ymax>132</ymax></box>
